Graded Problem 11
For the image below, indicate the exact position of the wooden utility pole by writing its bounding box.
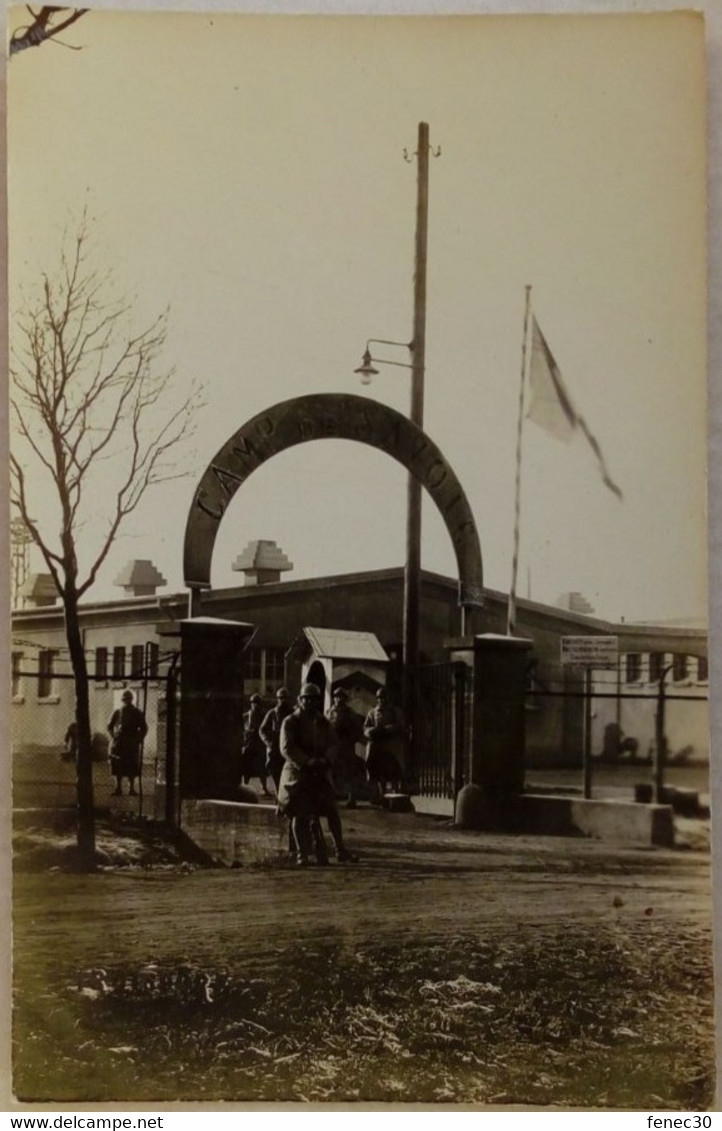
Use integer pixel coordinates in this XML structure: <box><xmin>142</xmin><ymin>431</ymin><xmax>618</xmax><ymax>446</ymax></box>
<box><xmin>404</xmin><ymin>122</ymin><xmax>429</xmax><ymax>776</ymax></box>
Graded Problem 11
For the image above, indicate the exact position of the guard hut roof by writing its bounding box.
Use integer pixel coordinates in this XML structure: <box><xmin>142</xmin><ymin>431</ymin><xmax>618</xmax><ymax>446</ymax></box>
<box><xmin>300</xmin><ymin>627</ymin><xmax>389</xmax><ymax>663</ymax></box>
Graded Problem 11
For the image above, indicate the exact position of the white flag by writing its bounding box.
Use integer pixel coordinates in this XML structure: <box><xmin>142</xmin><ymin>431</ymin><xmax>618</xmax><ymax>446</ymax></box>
<box><xmin>527</xmin><ymin>317</ymin><xmax>623</xmax><ymax>499</ymax></box>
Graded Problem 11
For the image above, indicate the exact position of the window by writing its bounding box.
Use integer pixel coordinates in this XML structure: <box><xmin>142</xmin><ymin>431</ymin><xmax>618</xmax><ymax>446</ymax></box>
<box><xmin>38</xmin><ymin>649</ymin><xmax>57</xmax><ymax>698</ymax></box>
<box><xmin>672</xmin><ymin>654</ymin><xmax>688</xmax><ymax>682</ymax></box>
<box><xmin>524</xmin><ymin>658</ymin><xmax>539</xmax><ymax>693</ymax></box>
<box><xmin>625</xmin><ymin>653</ymin><xmax>642</xmax><ymax>684</ymax></box>
<box><xmin>264</xmin><ymin>647</ymin><xmax>286</xmax><ymax>693</ymax></box>
<box><xmin>697</xmin><ymin>656</ymin><xmax>708</xmax><ymax>683</ymax></box>
<box><xmin>147</xmin><ymin>642</ymin><xmax>160</xmax><ymax>680</ymax></box>
<box><xmin>648</xmin><ymin>652</ymin><xmax>664</xmax><ymax>683</ymax></box>
<box><xmin>245</xmin><ymin>647</ymin><xmax>285</xmax><ymax>696</ymax></box>
<box><xmin>94</xmin><ymin>647</ymin><xmax>108</xmax><ymax>681</ymax></box>
<box><xmin>131</xmin><ymin>645</ymin><xmax>145</xmax><ymax>679</ymax></box>
<box><xmin>112</xmin><ymin>646</ymin><xmax>126</xmax><ymax>680</ymax></box>
<box><xmin>12</xmin><ymin>652</ymin><xmax>23</xmax><ymax>699</ymax></box>
<box><xmin>247</xmin><ymin>649</ymin><xmax>263</xmax><ymax>681</ymax></box>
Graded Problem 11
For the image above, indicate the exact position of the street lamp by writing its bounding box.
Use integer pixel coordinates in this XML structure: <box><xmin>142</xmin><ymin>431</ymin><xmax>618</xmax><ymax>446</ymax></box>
<box><xmin>353</xmin><ymin>122</ymin><xmax>433</xmax><ymax>779</ymax></box>
<box><xmin>354</xmin><ymin>350</ymin><xmax>379</xmax><ymax>385</ymax></box>
<box><xmin>354</xmin><ymin>339</ymin><xmax>414</xmax><ymax>385</ymax></box>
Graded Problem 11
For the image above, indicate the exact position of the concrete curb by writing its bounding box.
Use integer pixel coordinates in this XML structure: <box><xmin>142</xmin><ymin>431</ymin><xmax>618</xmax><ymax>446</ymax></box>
<box><xmin>180</xmin><ymin>799</ymin><xmax>288</xmax><ymax>865</ymax></box>
<box><xmin>454</xmin><ymin>784</ymin><xmax>675</xmax><ymax>847</ymax></box>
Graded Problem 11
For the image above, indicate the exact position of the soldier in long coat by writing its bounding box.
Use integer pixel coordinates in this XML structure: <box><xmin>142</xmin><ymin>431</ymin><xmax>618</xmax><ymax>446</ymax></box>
<box><xmin>240</xmin><ymin>694</ymin><xmax>272</xmax><ymax>795</ymax></box>
<box><xmin>108</xmin><ymin>690</ymin><xmax>148</xmax><ymax>797</ymax></box>
<box><xmin>364</xmin><ymin>687</ymin><xmax>406</xmax><ymax>804</ymax></box>
<box><xmin>279</xmin><ymin>682</ymin><xmax>357</xmax><ymax>866</ymax></box>
<box><xmin>326</xmin><ymin>688</ymin><xmax>366</xmax><ymax>808</ymax></box>
<box><xmin>259</xmin><ymin>687</ymin><xmax>293</xmax><ymax>792</ymax></box>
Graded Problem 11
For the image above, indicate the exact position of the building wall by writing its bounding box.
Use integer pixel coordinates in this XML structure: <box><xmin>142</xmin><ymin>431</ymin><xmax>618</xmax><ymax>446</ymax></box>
<box><xmin>12</xmin><ymin>621</ymin><xmax>75</xmax><ymax>752</ymax></box>
<box><xmin>11</xmin><ymin>572</ymin><xmax>707</xmax><ymax>772</ymax></box>
<box><xmin>11</xmin><ymin>604</ymin><xmax>166</xmax><ymax>757</ymax></box>
<box><xmin>591</xmin><ymin>653</ymin><xmax>709</xmax><ymax>763</ymax></box>
<box><xmin>201</xmin><ymin>572</ymin><xmax>460</xmax><ymax>662</ymax></box>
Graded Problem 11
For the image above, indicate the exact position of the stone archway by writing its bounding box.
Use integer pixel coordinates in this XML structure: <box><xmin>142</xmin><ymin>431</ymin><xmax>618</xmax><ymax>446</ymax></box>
<box><xmin>184</xmin><ymin>393</ymin><xmax>484</xmax><ymax>617</ymax></box>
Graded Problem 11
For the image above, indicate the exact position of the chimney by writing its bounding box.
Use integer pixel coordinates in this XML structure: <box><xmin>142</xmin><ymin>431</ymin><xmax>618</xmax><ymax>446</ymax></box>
<box><xmin>232</xmin><ymin>540</ymin><xmax>293</xmax><ymax>586</ymax></box>
<box><xmin>556</xmin><ymin>590</ymin><xmax>595</xmax><ymax>616</ymax></box>
<box><xmin>19</xmin><ymin>572</ymin><xmax>59</xmax><ymax>608</ymax></box>
<box><xmin>114</xmin><ymin>560</ymin><xmax>167</xmax><ymax>597</ymax></box>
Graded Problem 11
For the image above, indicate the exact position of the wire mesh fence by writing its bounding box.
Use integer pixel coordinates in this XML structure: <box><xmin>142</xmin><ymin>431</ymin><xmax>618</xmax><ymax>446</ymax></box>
<box><xmin>524</xmin><ymin>660</ymin><xmax>709</xmax><ymax>802</ymax></box>
<box><xmin>11</xmin><ymin>667</ymin><xmax>176</xmax><ymax>817</ymax></box>
<box><xmin>11</xmin><ymin>655</ymin><xmax>709</xmax><ymax>815</ymax></box>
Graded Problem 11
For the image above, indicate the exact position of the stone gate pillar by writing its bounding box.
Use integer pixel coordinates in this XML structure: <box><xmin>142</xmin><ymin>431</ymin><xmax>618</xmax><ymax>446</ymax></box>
<box><xmin>176</xmin><ymin>617</ymin><xmax>256</xmax><ymax>800</ymax></box>
<box><xmin>471</xmin><ymin>633</ymin><xmax>533</xmax><ymax>792</ymax></box>
<box><xmin>453</xmin><ymin>633</ymin><xmax>532</xmax><ymax>828</ymax></box>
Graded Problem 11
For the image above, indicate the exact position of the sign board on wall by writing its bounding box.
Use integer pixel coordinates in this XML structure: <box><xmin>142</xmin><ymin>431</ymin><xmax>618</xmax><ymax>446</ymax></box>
<box><xmin>560</xmin><ymin>636</ymin><xmax>619</xmax><ymax>669</ymax></box>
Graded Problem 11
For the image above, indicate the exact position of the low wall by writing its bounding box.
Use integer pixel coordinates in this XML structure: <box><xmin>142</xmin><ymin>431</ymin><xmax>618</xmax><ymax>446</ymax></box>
<box><xmin>519</xmin><ymin>794</ymin><xmax>675</xmax><ymax>847</ymax></box>
<box><xmin>455</xmin><ymin>785</ymin><xmax>675</xmax><ymax>847</ymax></box>
<box><xmin>180</xmin><ymin>799</ymin><xmax>288</xmax><ymax>866</ymax></box>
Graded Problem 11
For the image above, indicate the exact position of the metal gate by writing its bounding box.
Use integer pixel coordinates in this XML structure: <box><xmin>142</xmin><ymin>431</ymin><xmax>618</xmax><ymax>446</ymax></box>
<box><xmin>414</xmin><ymin>661</ymin><xmax>470</xmax><ymax>799</ymax></box>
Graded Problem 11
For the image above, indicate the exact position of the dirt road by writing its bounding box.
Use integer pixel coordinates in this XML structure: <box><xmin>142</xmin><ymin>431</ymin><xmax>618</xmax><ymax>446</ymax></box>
<box><xmin>12</xmin><ymin>809</ymin><xmax>715</xmax><ymax>1108</ymax></box>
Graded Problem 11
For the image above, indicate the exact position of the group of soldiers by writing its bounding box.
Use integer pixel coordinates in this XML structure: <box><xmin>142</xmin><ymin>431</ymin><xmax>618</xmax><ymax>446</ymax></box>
<box><xmin>240</xmin><ymin>681</ymin><xmax>406</xmax><ymax>866</ymax></box>
<box><xmin>95</xmin><ymin>680</ymin><xmax>407</xmax><ymax>868</ymax></box>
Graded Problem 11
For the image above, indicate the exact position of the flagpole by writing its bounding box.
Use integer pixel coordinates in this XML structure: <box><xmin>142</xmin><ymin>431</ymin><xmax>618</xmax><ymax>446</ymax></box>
<box><xmin>507</xmin><ymin>284</ymin><xmax>533</xmax><ymax>636</ymax></box>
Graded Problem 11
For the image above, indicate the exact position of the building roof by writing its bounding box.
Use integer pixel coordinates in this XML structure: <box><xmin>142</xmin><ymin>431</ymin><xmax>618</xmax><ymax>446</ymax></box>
<box><xmin>10</xmin><ymin>565</ymin><xmax>708</xmax><ymax>654</ymax></box>
<box><xmin>302</xmin><ymin>626</ymin><xmax>389</xmax><ymax>662</ymax></box>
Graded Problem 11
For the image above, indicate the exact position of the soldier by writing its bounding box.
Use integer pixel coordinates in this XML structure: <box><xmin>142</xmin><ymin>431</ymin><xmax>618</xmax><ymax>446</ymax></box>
<box><xmin>240</xmin><ymin>693</ymin><xmax>272</xmax><ymax>796</ymax></box>
<box><xmin>63</xmin><ymin>720</ymin><xmax>78</xmax><ymax>763</ymax></box>
<box><xmin>364</xmin><ymin>687</ymin><xmax>406</xmax><ymax>805</ymax></box>
<box><xmin>108</xmin><ymin>690</ymin><xmax>148</xmax><ymax>797</ymax></box>
<box><xmin>259</xmin><ymin>687</ymin><xmax>293</xmax><ymax>792</ymax></box>
<box><xmin>278</xmin><ymin>682</ymin><xmax>358</xmax><ymax>866</ymax></box>
<box><xmin>327</xmin><ymin>688</ymin><xmax>366</xmax><ymax>808</ymax></box>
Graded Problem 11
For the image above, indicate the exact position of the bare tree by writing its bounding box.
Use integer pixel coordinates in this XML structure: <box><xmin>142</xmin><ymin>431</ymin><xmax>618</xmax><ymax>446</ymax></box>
<box><xmin>10</xmin><ymin>214</ymin><xmax>202</xmax><ymax>868</ymax></box>
<box><xmin>10</xmin><ymin>6</ymin><xmax>88</xmax><ymax>56</ymax></box>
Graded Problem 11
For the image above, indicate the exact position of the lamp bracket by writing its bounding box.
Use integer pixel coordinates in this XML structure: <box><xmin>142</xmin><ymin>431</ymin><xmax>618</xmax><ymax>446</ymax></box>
<box><xmin>366</xmin><ymin>337</ymin><xmax>413</xmax><ymax>353</ymax></box>
<box><xmin>403</xmin><ymin>144</ymin><xmax>442</xmax><ymax>163</ymax></box>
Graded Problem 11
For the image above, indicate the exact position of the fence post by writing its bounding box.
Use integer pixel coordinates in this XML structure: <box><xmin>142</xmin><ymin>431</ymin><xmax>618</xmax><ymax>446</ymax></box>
<box><xmin>654</xmin><ymin>666</ymin><xmax>672</xmax><ymax>805</ymax></box>
<box><xmin>165</xmin><ymin>668</ymin><xmax>177</xmax><ymax>828</ymax></box>
<box><xmin>138</xmin><ymin>668</ymin><xmax>149</xmax><ymax>819</ymax></box>
<box><xmin>452</xmin><ymin>662</ymin><xmax>467</xmax><ymax>797</ymax></box>
<box><xmin>583</xmin><ymin>668</ymin><xmax>593</xmax><ymax>800</ymax></box>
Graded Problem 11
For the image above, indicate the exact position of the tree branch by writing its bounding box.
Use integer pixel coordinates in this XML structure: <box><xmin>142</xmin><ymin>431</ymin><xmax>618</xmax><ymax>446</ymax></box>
<box><xmin>11</xmin><ymin>213</ymin><xmax>204</xmax><ymax>605</ymax></box>
<box><xmin>9</xmin><ymin>456</ymin><xmax>65</xmax><ymax>592</ymax></box>
<box><xmin>10</xmin><ymin>7</ymin><xmax>89</xmax><ymax>56</ymax></box>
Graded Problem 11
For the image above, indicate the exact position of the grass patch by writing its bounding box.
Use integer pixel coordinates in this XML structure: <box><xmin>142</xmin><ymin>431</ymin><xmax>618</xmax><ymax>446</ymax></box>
<box><xmin>13</xmin><ymin>923</ymin><xmax>714</xmax><ymax>1107</ymax></box>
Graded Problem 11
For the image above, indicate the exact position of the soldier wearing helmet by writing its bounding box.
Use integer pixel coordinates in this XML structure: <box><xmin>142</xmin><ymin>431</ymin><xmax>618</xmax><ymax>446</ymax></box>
<box><xmin>278</xmin><ymin>682</ymin><xmax>358</xmax><ymax>866</ymax></box>
<box><xmin>259</xmin><ymin>687</ymin><xmax>293</xmax><ymax>791</ymax></box>
<box><xmin>107</xmin><ymin>689</ymin><xmax>148</xmax><ymax>798</ymax></box>
<box><xmin>240</xmin><ymin>692</ymin><xmax>271</xmax><ymax>796</ymax></box>
<box><xmin>327</xmin><ymin>687</ymin><xmax>365</xmax><ymax>809</ymax></box>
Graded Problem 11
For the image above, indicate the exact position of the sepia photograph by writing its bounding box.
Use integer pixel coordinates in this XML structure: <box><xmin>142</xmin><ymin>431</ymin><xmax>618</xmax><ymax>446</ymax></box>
<box><xmin>5</xmin><ymin>1</ymin><xmax>716</xmax><ymax>1110</ymax></box>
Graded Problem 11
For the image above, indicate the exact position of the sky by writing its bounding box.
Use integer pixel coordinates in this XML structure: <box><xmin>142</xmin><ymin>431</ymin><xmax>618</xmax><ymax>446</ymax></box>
<box><xmin>6</xmin><ymin>4</ymin><xmax>709</xmax><ymax>625</ymax></box>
